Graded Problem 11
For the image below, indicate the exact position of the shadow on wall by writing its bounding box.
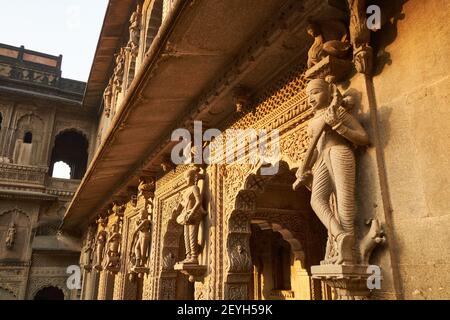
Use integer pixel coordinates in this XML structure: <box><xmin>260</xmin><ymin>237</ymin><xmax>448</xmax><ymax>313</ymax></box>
<box><xmin>369</xmin><ymin>0</ymin><xmax>408</xmax><ymax>76</ymax></box>
<box><xmin>375</xmin><ymin>105</ymin><xmax>393</xmax><ymax>150</ymax></box>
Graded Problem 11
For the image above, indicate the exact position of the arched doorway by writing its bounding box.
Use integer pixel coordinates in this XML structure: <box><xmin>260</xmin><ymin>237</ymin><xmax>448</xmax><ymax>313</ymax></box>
<box><xmin>225</xmin><ymin>161</ymin><xmax>330</xmax><ymax>300</ymax></box>
<box><xmin>34</xmin><ymin>286</ymin><xmax>65</xmax><ymax>300</ymax></box>
<box><xmin>49</xmin><ymin>130</ymin><xmax>89</xmax><ymax>179</ymax></box>
<box><xmin>249</xmin><ymin>226</ymin><xmax>294</xmax><ymax>300</ymax></box>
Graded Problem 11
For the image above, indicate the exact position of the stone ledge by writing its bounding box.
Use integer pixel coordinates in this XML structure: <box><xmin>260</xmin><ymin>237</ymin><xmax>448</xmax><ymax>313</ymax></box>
<box><xmin>174</xmin><ymin>263</ymin><xmax>207</xmax><ymax>282</ymax></box>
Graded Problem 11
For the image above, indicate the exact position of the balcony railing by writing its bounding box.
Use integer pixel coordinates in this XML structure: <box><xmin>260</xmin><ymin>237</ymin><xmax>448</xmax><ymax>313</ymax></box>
<box><xmin>0</xmin><ymin>163</ymin><xmax>81</xmax><ymax>198</ymax></box>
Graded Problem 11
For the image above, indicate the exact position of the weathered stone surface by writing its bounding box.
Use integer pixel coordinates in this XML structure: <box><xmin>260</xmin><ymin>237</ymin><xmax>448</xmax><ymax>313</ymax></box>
<box><xmin>0</xmin><ymin>43</ymin><xmax>96</xmax><ymax>300</ymax></box>
<box><xmin>7</xmin><ymin>0</ymin><xmax>446</xmax><ymax>301</ymax></box>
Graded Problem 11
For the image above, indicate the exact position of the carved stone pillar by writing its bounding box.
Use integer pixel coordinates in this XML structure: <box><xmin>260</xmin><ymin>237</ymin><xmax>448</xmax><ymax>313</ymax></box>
<box><xmin>347</xmin><ymin>0</ymin><xmax>373</xmax><ymax>75</ymax></box>
<box><xmin>97</xmin><ymin>270</ymin><xmax>115</xmax><ymax>300</ymax></box>
<box><xmin>293</xmin><ymin>261</ymin><xmax>313</xmax><ymax>300</ymax></box>
<box><xmin>80</xmin><ymin>269</ymin><xmax>88</xmax><ymax>300</ymax></box>
<box><xmin>224</xmin><ymin>208</ymin><xmax>253</xmax><ymax>300</ymax></box>
<box><xmin>82</xmin><ymin>270</ymin><xmax>99</xmax><ymax>300</ymax></box>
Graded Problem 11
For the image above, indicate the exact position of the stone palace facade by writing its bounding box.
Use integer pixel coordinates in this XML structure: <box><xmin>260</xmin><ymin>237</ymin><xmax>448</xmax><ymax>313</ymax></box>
<box><xmin>0</xmin><ymin>43</ymin><xmax>97</xmax><ymax>299</ymax></box>
<box><xmin>6</xmin><ymin>0</ymin><xmax>450</xmax><ymax>300</ymax></box>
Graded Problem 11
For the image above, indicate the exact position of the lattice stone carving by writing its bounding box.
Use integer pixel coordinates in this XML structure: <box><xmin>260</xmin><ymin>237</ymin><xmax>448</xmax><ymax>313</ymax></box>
<box><xmin>224</xmin><ymin>62</ymin><xmax>308</xmax><ymax>131</ymax></box>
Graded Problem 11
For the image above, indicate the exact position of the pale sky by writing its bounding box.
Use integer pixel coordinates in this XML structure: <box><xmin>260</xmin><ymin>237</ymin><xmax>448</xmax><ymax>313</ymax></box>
<box><xmin>0</xmin><ymin>0</ymin><xmax>109</xmax><ymax>82</ymax></box>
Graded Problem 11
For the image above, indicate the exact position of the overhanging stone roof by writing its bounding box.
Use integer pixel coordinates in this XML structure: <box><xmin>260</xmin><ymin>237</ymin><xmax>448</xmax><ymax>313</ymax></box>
<box><xmin>62</xmin><ymin>0</ymin><xmax>338</xmax><ymax>234</ymax></box>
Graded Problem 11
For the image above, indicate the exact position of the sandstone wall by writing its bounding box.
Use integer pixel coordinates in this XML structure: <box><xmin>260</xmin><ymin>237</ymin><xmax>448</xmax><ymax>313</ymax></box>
<box><xmin>348</xmin><ymin>0</ymin><xmax>450</xmax><ymax>299</ymax></box>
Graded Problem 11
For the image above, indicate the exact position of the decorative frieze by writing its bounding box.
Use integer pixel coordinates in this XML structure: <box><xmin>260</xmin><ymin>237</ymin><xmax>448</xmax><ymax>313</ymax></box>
<box><xmin>0</xmin><ymin>163</ymin><xmax>47</xmax><ymax>185</ymax></box>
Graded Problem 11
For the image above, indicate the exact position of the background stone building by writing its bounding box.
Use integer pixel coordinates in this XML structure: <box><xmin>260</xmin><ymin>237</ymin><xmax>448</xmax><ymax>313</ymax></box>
<box><xmin>0</xmin><ymin>43</ymin><xmax>97</xmax><ymax>299</ymax></box>
<box><xmin>55</xmin><ymin>0</ymin><xmax>450</xmax><ymax>300</ymax></box>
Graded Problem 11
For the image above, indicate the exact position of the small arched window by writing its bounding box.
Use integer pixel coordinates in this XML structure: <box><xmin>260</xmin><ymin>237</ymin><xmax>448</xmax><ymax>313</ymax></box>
<box><xmin>24</xmin><ymin>131</ymin><xmax>33</xmax><ymax>144</ymax></box>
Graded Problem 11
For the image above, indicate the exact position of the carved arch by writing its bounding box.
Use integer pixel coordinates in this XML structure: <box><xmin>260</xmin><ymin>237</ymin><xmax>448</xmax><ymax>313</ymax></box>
<box><xmin>15</xmin><ymin>112</ymin><xmax>44</xmax><ymax>131</ymax></box>
<box><xmin>30</xmin><ymin>283</ymin><xmax>68</xmax><ymax>300</ymax></box>
<box><xmin>54</xmin><ymin>127</ymin><xmax>89</xmax><ymax>142</ymax></box>
<box><xmin>224</xmin><ymin>160</ymin><xmax>307</xmax><ymax>299</ymax></box>
<box><xmin>157</xmin><ymin>197</ymin><xmax>183</xmax><ymax>300</ymax></box>
<box><xmin>161</xmin><ymin>209</ymin><xmax>183</xmax><ymax>272</ymax></box>
<box><xmin>0</xmin><ymin>208</ymin><xmax>31</xmax><ymax>221</ymax></box>
<box><xmin>253</xmin><ymin>220</ymin><xmax>305</xmax><ymax>263</ymax></box>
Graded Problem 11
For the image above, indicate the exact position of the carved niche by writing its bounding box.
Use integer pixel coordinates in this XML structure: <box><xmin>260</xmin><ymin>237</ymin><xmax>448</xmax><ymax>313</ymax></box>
<box><xmin>127</xmin><ymin>4</ymin><xmax>142</xmax><ymax>58</ymax></box>
<box><xmin>0</xmin><ymin>209</ymin><xmax>30</xmax><ymax>259</ymax></box>
<box><xmin>173</xmin><ymin>165</ymin><xmax>208</xmax><ymax>282</ymax></box>
<box><xmin>128</xmin><ymin>209</ymin><xmax>152</xmax><ymax>280</ymax></box>
<box><xmin>347</xmin><ymin>0</ymin><xmax>373</xmax><ymax>75</ymax></box>
<box><xmin>125</xmin><ymin>177</ymin><xmax>156</xmax><ymax>281</ymax></box>
<box><xmin>102</xmin><ymin>208</ymin><xmax>124</xmax><ymax>274</ymax></box>
<box><xmin>93</xmin><ymin>216</ymin><xmax>108</xmax><ymax>272</ymax></box>
<box><xmin>12</xmin><ymin>113</ymin><xmax>44</xmax><ymax>166</ymax></box>
<box><xmin>113</xmin><ymin>48</ymin><xmax>126</xmax><ymax>94</ymax></box>
<box><xmin>80</xmin><ymin>225</ymin><xmax>96</xmax><ymax>271</ymax></box>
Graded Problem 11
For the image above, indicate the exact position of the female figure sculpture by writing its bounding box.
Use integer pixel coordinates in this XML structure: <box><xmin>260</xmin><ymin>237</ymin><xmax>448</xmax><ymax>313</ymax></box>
<box><xmin>104</xmin><ymin>221</ymin><xmax>122</xmax><ymax>271</ymax></box>
<box><xmin>93</xmin><ymin>218</ymin><xmax>108</xmax><ymax>271</ymax></box>
<box><xmin>130</xmin><ymin>208</ymin><xmax>151</xmax><ymax>269</ymax></box>
<box><xmin>5</xmin><ymin>221</ymin><xmax>16</xmax><ymax>249</ymax></box>
<box><xmin>174</xmin><ymin>166</ymin><xmax>206</xmax><ymax>265</ymax></box>
<box><xmin>293</xmin><ymin>79</ymin><xmax>369</xmax><ymax>264</ymax></box>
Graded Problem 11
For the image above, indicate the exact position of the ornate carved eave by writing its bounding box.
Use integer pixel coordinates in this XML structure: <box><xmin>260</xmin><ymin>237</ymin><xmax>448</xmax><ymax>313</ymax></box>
<box><xmin>83</xmin><ymin>0</ymin><xmax>136</xmax><ymax>110</ymax></box>
<box><xmin>62</xmin><ymin>0</ymin><xmax>340</xmax><ymax>233</ymax></box>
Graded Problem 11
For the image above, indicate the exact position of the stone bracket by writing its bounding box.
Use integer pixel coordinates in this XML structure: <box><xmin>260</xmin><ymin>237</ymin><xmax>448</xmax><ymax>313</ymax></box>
<box><xmin>174</xmin><ymin>263</ymin><xmax>207</xmax><ymax>283</ymax></box>
<box><xmin>311</xmin><ymin>264</ymin><xmax>381</xmax><ymax>300</ymax></box>
<box><xmin>305</xmin><ymin>55</ymin><xmax>353</xmax><ymax>82</ymax></box>
<box><xmin>105</xmin><ymin>266</ymin><xmax>120</xmax><ymax>275</ymax></box>
<box><xmin>128</xmin><ymin>266</ymin><xmax>150</xmax><ymax>281</ymax></box>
